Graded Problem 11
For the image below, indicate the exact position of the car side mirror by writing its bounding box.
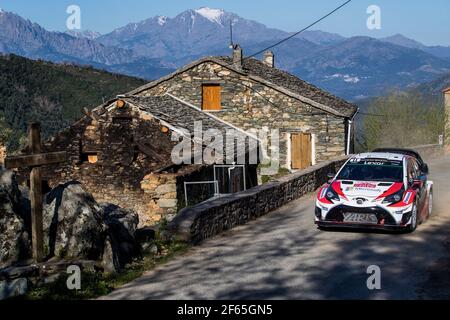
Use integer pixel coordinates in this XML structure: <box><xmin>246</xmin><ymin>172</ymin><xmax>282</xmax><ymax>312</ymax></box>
<box><xmin>422</xmin><ymin>163</ymin><xmax>429</xmax><ymax>175</ymax></box>
<box><xmin>327</xmin><ymin>173</ymin><xmax>335</xmax><ymax>183</ymax></box>
<box><xmin>410</xmin><ymin>179</ymin><xmax>421</xmax><ymax>189</ymax></box>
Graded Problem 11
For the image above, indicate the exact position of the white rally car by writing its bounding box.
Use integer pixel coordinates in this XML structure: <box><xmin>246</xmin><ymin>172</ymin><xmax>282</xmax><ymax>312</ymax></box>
<box><xmin>315</xmin><ymin>151</ymin><xmax>433</xmax><ymax>232</ymax></box>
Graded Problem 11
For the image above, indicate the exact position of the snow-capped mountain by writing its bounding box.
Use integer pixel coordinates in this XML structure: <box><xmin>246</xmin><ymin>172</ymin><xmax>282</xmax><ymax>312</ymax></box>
<box><xmin>65</xmin><ymin>29</ymin><xmax>102</xmax><ymax>40</ymax></box>
<box><xmin>194</xmin><ymin>7</ymin><xmax>226</xmax><ymax>24</ymax></box>
<box><xmin>97</xmin><ymin>7</ymin><xmax>289</xmax><ymax>64</ymax></box>
<box><xmin>0</xmin><ymin>9</ymin><xmax>173</xmax><ymax>79</ymax></box>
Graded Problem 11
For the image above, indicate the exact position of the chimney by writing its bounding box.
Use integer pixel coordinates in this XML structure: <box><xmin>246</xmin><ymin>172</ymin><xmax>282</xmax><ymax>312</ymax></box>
<box><xmin>232</xmin><ymin>44</ymin><xmax>243</xmax><ymax>70</ymax></box>
<box><xmin>444</xmin><ymin>87</ymin><xmax>450</xmax><ymax>108</ymax></box>
<box><xmin>444</xmin><ymin>87</ymin><xmax>450</xmax><ymax>146</ymax></box>
<box><xmin>263</xmin><ymin>51</ymin><xmax>275</xmax><ymax>68</ymax></box>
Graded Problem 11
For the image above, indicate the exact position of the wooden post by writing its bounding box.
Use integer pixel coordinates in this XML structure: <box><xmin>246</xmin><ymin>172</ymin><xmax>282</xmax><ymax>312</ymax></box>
<box><xmin>4</xmin><ymin>122</ymin><xmax>67</xmax><ymax>264</ymax></box>
<box><xmin>29</xmin><ymin>123</ymin><xmax>44</xmax><ymax>263</ymax></box>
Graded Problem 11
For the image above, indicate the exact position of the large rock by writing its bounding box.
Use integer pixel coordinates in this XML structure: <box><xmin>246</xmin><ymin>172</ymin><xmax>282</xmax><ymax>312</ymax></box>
<box><xmin>0</xmin><ymin>170</ymin><xmax>30</xmax><ymax>268</ymax></box>
<box><xmin>43</xmin><ymin>182</ymin><xmax>106</xmax><ymax>261</ymax></box>
<box><xmin>1</xmin><ymin>177</ymin><xmax>142</xmax><ymax>273</ymax></box>
<box><xmin>100</xmin><ymin>204</ymin><xmax>140</xmax><ymax>272</ymax></box>
<box><xmin>0</xmin><ymin>278</ymin><xmax>28</xmax><ymax>300</ymax></box>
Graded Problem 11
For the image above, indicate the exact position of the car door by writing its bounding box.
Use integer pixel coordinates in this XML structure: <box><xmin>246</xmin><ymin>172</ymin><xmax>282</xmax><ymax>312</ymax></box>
<box><xmin>410</xmin><ymin>158</ymin><xmax>427</xmax><ymax>214</ymax></box>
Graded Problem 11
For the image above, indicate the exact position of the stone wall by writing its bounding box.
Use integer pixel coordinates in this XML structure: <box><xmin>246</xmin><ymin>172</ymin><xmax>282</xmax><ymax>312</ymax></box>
<box><xmin>168</xmin><ymin>156</ymin><xmax>348</xmax><ymax>244</ymax></box>
<box><xmin>137</xmin><ymin>61</ymin><xmax>347</xmax><ymax>168</ymax></box>
<box><xmin>140</xmin><ymin>173</ymin><xmax>178</xmax><ymax>222</ymax></box>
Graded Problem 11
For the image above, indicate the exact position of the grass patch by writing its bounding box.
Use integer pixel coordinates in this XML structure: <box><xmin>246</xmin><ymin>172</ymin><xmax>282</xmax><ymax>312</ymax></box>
<box><xmin>23</xmin><ymin>240</ymin><xmax>190</xmax><ymax>300</ymax></box>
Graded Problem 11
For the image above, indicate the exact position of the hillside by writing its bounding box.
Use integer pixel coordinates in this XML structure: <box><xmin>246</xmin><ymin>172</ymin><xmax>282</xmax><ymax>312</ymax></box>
<box><xmin>413</xmin><ymin>72</ymin><xmax>450</xmax><ymax>98</ymax></box>
<box><xmin>0</xmin><ymin>10</ymin><xmax>173</xmax><ymax>79</ymax></box>
<box><xmin>0</xmin><ymin>54</ymin><xmax>146</xmax><ymax>150</ymax></box>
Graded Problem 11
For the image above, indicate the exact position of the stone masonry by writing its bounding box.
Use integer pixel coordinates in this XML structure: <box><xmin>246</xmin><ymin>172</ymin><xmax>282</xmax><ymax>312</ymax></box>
<box><xmin>133</xmin><ymin>56</ymin><xmax>352</xmax><ymax>170</ymax></box>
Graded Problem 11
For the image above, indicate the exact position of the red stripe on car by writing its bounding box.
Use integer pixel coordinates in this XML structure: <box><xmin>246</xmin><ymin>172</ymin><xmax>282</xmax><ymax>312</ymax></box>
<box><xmin>331</xmin><ymin>181</ymin><xmax>348</xmax><ymax>201</ymax></box>
<box><xmin>375</xmin><ymin>182</ymin><xmax>403</xmax><ymax>200</ymax></box>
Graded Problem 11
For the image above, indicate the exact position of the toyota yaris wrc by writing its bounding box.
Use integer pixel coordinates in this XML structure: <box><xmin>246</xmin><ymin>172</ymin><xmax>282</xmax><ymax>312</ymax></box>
<box><xmin>315</xmin><ymin>152</ymin><xmax>433</xmax><ymax>232</ymax></box>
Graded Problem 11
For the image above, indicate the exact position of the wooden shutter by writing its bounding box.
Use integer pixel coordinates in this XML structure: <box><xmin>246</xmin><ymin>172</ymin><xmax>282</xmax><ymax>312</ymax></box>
<box><xmin>291</xmin><ymin>133</ymin><xmax>312</xmax><ymax>170</ymax></box>
<box><xmin>202</xmin><ymin>84</ymin><xmax>221</xmax><ymax>111</ymax></box>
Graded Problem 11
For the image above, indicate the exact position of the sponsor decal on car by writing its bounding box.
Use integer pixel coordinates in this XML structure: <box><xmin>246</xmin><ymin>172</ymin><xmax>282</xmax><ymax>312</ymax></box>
<box><xmin>354</xmin><ymin>182</ymin><xmax>377</xmax><ymax>188</ymax></box>
<box><xmin>343</xmin><ymin>213</ymin><xmax>378</xmax><ymax>224</ymax></box>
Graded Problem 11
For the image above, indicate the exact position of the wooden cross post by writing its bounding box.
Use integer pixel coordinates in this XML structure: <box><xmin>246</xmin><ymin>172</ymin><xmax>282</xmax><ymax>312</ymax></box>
<box><xmin>5</xmin><ymin>123</ymin><xmax>67</xmax><ymax>263</ymax></box>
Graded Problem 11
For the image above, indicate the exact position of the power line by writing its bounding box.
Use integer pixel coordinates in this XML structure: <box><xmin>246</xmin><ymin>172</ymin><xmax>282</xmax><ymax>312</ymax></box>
<box><xmin>244</xmin><ymin>0</ymin><xmax>352</xmax><ymax>61</ymax></box>
<box><xmin>357</xmin><ymin>111</ymin><xmax>388</xmax><ymax>117</ymax></box>
<box><xmin>210</xmin><ymin>0</ymin><xmax>354</xmax><ymax>115</ymax></box>
<box><xmin>208</xmin><ymin>0</ymin><xmax>355</xmax><ymax>117</ymax></box>
<box><xmin>222</xmin><ymin>0</ymin><xmax>353</xmax><ymax>69</ymax></box>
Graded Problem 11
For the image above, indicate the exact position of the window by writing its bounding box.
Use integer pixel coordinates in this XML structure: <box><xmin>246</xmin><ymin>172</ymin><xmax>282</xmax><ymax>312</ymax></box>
<box><xmin>81</xmin><ymin>152</ymin><xmax>98</xmax><ymax>164</ymax></box>
<box><xmin>202</xmin><ymin>84</ymin><xmax>222</xmax><ymax>111</ymax></box>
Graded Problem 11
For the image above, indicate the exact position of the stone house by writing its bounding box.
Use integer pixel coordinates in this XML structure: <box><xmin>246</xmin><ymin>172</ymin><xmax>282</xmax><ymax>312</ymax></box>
<box><xmin>18</xmin><ymin>95</ymin><xmax>258</xmax><ymax>226</ymax></box>
<box><xmin>444</xmin><ymin>86</ymin><xmax>450</xmax><ymax>147</ymax></box>
<box><xmin>128</xmin><ymin>45</ymin><xmax>358</xmax><ymax>172</ymax></box>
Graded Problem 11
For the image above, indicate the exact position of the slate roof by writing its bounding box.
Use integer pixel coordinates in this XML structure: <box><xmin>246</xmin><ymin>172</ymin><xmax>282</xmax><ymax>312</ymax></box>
<box><xmin>129</xmin><ymin>56</ymin><xmax>358</xmax><ymax>118</ymax></box>
<box><xmin>124</xmin><ymin>95</ymin><xmax>254</xmax><ymax>140</ymax></box>
<box><xmin>217</xmin><ymin>56</ymin><xmax>358</xmax><ymax>118</ymax></box>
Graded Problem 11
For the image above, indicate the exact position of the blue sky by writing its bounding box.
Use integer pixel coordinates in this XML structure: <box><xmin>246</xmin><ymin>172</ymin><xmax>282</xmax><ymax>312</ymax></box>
<box><xmin>1</xmin><ymin>0</ymin><xmax>449</xmax><ymax>46</ymax></box>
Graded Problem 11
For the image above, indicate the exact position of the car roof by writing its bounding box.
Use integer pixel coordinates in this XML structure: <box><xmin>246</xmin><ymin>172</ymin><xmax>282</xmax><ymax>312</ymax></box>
<box><xmin>352</xmin><ymin>152</ymin><xmax>407</xmax><ymax>161</ymax></box>
<box><xmin>372</xmin><ymin>148</ymin><xmax>422</xmax><ymax>162</ymax></box>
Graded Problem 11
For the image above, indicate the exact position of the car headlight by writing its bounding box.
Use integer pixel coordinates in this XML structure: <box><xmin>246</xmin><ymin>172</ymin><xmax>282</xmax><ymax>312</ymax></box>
<box><xmin>325</xmin><ymin>187</ymin><xmax>340</xmax><ymax>202</ymax></box>
<box><xmin>382</xmin><ymin>189</ymin><xmax>404</xmax><ymax>205</ymax></box>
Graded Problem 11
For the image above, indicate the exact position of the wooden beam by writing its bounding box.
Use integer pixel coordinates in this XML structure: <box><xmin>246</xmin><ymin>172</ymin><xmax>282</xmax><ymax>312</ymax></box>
<box><xmin>29</xmin><ymin>123</ymin><xmax>44</xmax><ymax>263</ymax></box>
<box><xmin>30</xmin><ymin>166</ymin><xmax>44</xmax><ymax>262</ymax></box>
<box><xmin>4</xmin><ymin>151</ymin><xmax>67</xmax><ymax>169</ymax></box>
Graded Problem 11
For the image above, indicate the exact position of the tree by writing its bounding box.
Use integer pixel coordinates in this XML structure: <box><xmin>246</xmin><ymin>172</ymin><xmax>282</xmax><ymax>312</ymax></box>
<box><xmin>362</xmin><ymin>91</ymin><xmax>446</xmax><ymax>151</ymax></box>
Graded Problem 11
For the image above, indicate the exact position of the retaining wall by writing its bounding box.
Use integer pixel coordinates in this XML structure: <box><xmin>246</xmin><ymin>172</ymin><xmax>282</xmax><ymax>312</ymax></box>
<box><xmin>168</xmin><ymin>156</ymin><xmax>348</xmax><ymax>243</ymax></box>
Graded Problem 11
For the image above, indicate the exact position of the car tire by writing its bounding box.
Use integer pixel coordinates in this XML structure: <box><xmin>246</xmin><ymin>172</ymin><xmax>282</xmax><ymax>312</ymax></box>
<box><xmin>408</xmin><ymin>201</ymin><xmax>418</xmax><ymax>232</ymax></box>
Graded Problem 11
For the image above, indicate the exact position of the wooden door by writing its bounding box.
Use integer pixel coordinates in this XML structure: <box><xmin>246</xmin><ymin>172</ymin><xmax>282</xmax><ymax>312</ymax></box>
<box><xmin>230</xmin><ymin>167</ymin><xmax>243</xmax><ymax>193</ymax></box>
<box><xmin>291</xmin><ymin>133</ymin><xmax>312</xmax><ymax>170</ymax></box>
<box><xmin>202</xmin><ymin>84</ymin><xmax>221</xmax><ymax>111</ymax></box>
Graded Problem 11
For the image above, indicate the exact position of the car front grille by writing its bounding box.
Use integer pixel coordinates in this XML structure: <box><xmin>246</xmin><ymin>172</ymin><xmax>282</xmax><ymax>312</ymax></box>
<box><xmin>325</xmin><ymin>205</ymin><xmax>397</xmax><ymax>225</ymax></box>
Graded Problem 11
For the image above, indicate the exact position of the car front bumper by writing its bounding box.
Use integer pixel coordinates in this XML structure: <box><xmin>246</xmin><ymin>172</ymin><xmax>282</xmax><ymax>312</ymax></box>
<box><xmin>315</xmin><ymin>204</ymin><xmax>413</xmax><ymax>230</ymax></box>
<box><xmin>315</xmin><ymin>220</ymin><xmax>409</xmax><ymax>231</ymax></box>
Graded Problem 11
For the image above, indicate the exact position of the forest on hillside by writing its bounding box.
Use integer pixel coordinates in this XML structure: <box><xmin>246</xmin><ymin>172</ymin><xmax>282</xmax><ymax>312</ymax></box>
<box><xmin>359</xmin><ymin>92</ymin><xmax>446</xmax><ymax>151</ymax></box>
<box><xmin>0</xmin><ymin>54</ymin><xmax>146</xmax><ymax>151</ymax></box>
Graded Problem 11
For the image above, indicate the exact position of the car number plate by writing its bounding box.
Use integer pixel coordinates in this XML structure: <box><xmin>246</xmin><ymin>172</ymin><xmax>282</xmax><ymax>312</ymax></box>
<box><xmin>343</xmin><ymin>213</ymin><xmax>378</xmax><ymax>224</ymax></box>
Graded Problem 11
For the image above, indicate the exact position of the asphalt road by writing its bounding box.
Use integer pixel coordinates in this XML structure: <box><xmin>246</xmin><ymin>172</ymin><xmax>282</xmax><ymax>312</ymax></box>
<box><xmin>104</xmin><ymin>155</ymin><xmax>450</xmax><ymax>300</ymax></box>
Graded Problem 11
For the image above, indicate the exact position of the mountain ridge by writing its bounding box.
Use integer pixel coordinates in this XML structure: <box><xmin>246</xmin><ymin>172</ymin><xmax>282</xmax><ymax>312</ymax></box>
<box><xmin>1</xmin><ymin>7</ymin><xmax>450</xmax><ymax>100</ymax></box>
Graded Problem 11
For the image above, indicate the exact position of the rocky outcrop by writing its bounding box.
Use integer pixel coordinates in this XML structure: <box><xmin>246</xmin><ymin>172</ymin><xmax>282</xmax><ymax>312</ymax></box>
<box><xmin>0</xmin><ymin>170</ymin><xmax>30</xmax><ymax>268</ymax></box>
<box><xmin>43</xmin><ymin>182</ymin><xmax>106</xmax><ymax>261</ymax></box>
<box><xmin>101</xmin><ymin>204</ymin><xmax>140</xmax><ymax>272</ymax></box>
<box><xmin>1</xmin><ymin>172</ymin><xmax>143</xmax><ymax>273</ymax></box>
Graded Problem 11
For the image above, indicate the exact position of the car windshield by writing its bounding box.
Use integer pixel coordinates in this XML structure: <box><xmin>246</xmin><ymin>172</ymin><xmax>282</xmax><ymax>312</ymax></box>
<box><xmin>337</xmin><ymin>159</ymin><xmax>404</xmax><ymax>182</ymax></box>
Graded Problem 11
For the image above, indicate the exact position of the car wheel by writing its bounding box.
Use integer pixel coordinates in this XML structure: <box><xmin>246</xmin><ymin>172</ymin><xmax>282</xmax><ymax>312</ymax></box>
<box><xmin>428</xmin><ymin>189</ymin><xmax>433</xmax><ymax>217</ymax></box>
<box><xmin>408</xmin><ymin>201</ymin><xmax>418</xmax><ymax>232</ymax></box>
